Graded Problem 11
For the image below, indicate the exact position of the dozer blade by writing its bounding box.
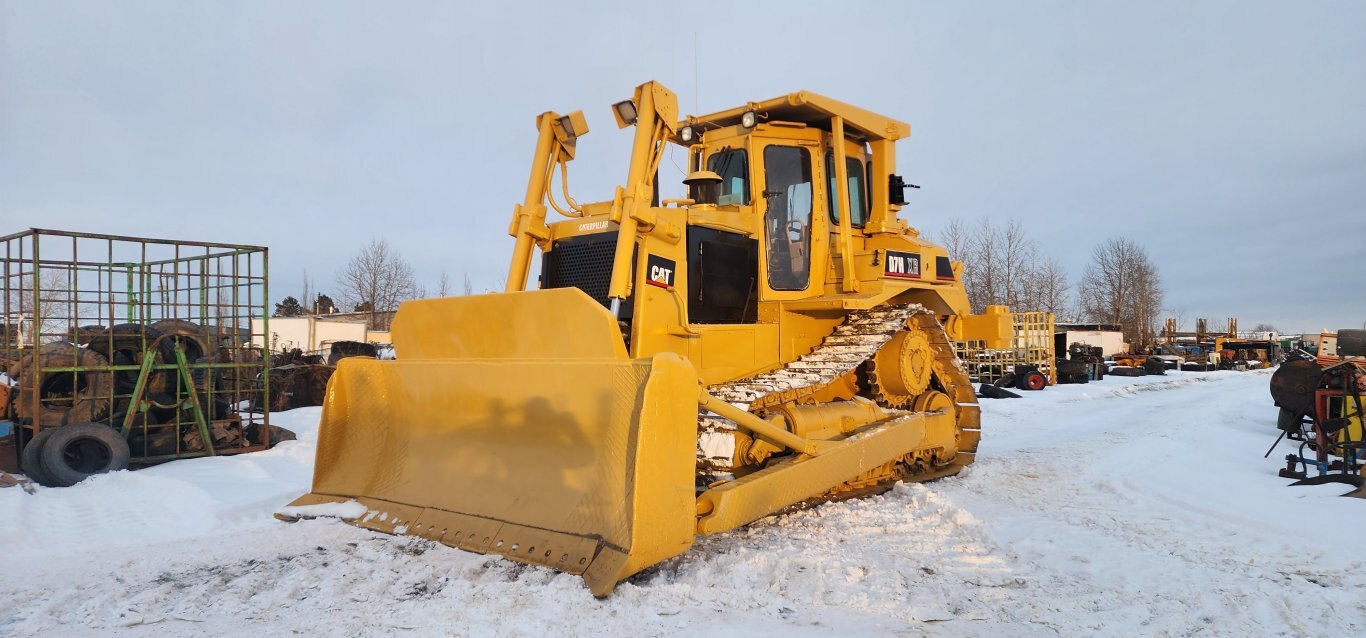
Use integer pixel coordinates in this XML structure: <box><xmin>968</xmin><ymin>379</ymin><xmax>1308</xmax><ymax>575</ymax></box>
<box><xmin>280</xmin><ymin>290</ymin><xmax>700</xmax><ymax>596</ymax></box>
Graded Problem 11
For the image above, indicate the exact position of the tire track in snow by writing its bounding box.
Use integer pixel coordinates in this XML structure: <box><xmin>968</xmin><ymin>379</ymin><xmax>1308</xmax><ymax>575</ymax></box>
<box><xmin>3</xmin><ymin>486</ymin><xmax>1060</xmax><ymax>637</ymax></box>
<box><xmin>941</xmin><ymin>371</ymin><xmax>1364</xmax><ymax>635</ymax></box>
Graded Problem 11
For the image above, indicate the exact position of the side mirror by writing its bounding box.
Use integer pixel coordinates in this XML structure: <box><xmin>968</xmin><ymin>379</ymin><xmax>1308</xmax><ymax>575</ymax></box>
<box><xmin>888</xmin><ymin>174</ymin><xmax>920</xmax><ymax>206</ymax></box>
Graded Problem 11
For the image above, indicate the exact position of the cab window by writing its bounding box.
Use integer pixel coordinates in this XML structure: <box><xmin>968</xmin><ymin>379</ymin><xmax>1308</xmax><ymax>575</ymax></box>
<box><xmin>763</xmin><ymin>145</ymin><xmax>813</xmax><ymax>291</ymax></box>
<box><xmin>706</xmin><ymin>149</ymin><xmax>749</xmax><ymax>206</ymax></box>
<box><xmin>825</xmin><ymin>153</ymin><xmax>867</xmax><ymax>227</ymax></box>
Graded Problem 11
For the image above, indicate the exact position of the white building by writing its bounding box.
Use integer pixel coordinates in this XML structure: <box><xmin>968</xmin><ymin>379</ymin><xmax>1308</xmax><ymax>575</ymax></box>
<box><xmin>251</xmin><ymin>315</ymin><xmax>391</xmax><ymax>354</ymax></box>
<box><xmin>1055</xmin><ymin>323</ymin><xmax>1127</xmax><ymax>357</ymax></box>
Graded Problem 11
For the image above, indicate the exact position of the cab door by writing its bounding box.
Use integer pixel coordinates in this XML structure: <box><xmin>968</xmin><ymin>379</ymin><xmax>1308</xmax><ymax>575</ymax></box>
<box><xmin>755</xmin><ymin>138</ymin><xmax>827</xmax><ymax>300</ymax></box>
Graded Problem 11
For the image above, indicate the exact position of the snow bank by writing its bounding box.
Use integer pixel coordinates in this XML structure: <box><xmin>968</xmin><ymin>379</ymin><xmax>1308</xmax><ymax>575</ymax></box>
<box><xmin>0</xmin><ymin>407</ymin><xmax>322</xmax><ymax>557</ymax></box>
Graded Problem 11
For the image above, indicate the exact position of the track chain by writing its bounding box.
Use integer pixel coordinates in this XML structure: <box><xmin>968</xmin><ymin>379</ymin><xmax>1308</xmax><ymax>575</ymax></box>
<box><xmin>697</xmin><ymin>304</ymin><xmax>936</xmax><ymax>470</ymax></box>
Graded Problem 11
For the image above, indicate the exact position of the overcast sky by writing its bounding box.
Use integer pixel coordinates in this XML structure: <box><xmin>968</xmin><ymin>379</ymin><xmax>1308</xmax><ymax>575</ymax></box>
<box><xmin>2</xmin><ymin>1</ymin><xmax>1363</xmax><ymax>333</ymax></box>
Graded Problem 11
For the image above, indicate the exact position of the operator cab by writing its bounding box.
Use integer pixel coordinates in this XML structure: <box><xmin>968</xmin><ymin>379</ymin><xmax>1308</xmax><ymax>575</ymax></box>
<box><xmin>673</xmin><ymin>102</ymin><xmax>891</xmax><ymax>326</ymax></box>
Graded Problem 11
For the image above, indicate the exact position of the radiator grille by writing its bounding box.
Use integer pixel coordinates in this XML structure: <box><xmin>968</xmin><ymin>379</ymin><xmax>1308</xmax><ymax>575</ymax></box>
<box><xmin>541</xmin><ymin>232</ymin><xmax>620</xmax><ymax>309</ymax></box>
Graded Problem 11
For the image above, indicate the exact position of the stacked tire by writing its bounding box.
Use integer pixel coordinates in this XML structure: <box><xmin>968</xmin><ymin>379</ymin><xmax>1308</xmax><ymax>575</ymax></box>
<box><xmin>1056</xmin><ymin>358</ymin><xmax>1090</xmax><ymax>384</ymax></box>
<box><xmin>15</xmin><ymin>319</ymin><xmax>231</xmax><ymax>487</ymax></box>
<box><xmin>12</xmin><ymin>343</ymin><xmax>113</xmax><ymax>426</ymax></box>
<box><xmin>85</xmin><ymin>323</ymin><xmax>166</xmax><ymax>394</ymax></box>
<box><xmin>151</xmin><ymin>319</ymin><xmax>215</xmax><ymax>365</ymax></box>
<box><xmin>20</xmin><ymin>422</ymin><xmax>131</xmax><ymax>488</ymax></box>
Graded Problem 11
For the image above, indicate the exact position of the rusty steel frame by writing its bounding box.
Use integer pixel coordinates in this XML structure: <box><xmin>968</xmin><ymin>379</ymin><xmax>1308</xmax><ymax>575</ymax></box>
<box><xmin>1</xmin><ymin>228</ymin><xmax>271</xmax><ymax>463</ymax></box>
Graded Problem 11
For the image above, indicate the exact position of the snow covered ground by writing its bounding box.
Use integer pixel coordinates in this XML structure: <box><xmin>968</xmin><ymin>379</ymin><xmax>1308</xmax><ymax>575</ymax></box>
<box><xmin>2</xmin><ymin>370</ymin><xmax>1362</xmax><ymax>636</ymax></box>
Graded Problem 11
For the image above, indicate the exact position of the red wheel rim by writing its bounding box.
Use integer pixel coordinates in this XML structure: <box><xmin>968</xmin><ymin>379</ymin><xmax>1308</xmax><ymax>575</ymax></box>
<box><xmin>1026</xmin><ymin>373</ymin><xmax>1046</xmax><ymax>390</ymax></box>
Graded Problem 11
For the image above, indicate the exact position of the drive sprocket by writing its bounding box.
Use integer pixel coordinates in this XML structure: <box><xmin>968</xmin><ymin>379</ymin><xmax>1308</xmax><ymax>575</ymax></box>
<box><xmin>866</xmin><ymin>322</ymin><xmax>936</xmax><ymax>409</ymax></box>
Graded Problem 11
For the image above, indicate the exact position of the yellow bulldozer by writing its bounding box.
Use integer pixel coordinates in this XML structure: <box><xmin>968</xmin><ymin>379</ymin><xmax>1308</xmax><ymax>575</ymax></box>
<box><xmin>281</xmin><ymin>81</ymin><xmax>1010</xmax><ymax>595</ymax></box>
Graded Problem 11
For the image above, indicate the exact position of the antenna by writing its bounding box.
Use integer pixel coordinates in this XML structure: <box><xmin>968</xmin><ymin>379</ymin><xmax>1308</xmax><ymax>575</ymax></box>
<box><xmin>693</xmin><ymin>31</ymin><xmax>700</xmax><ymax>113</ymax></box>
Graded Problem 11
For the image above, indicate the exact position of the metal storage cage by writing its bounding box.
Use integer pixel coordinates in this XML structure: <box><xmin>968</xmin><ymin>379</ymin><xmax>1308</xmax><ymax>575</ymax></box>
<box><xmin>1</xmin><ymin>228</ymin><xmax>272</xmax><ymax>465</ymax></box>
<box><xmin>955</xmin><ymin>311</ymin><xmax>1057</xmax><ymax>386</ymax></box>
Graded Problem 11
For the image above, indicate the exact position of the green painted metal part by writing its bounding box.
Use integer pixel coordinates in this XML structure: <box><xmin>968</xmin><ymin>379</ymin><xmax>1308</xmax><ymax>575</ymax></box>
<box><xmin>176</xmin><ymin>342</ymin><xmax>217</xmax><ymax>458</ymax></box>
<box><xmin>119</xmin><ymin>335</ymin><xmax>217</xmax><ymax>459</ymax></box>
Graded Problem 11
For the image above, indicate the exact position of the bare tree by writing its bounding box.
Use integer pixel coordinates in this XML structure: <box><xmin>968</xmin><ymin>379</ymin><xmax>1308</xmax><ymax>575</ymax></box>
<box><xmin>936</xmin><ymin>218</ymin><xmax>972</xmax><ymax>269</ymax></box>
<box><xmin>5</xmin><ymin>269</ymin><xmax>78</xmax><ymax>342</ymax></box>
<box><xmin>937</xmin><ymin>218</ymin><xmax>1069</xmax><ymax>315</ymax></box>
<box><xmin>1024</xmin><ymin>255</ymin><xmax>1070</xmax><ymax>317</ymax></box>
<box><xmin>1077</xmin><ymin>238</ymin><xmax>1163</xmax><ymax>346</ymax></box>
<box><xmin>436</xmin><ymin>271</ymin><xmax>453</xmax><ymax>297</ymax></box>
<box><xmin>463</xmin><ymin>273</ymin><xmax>473</xmax><ymax>296</ymax></box>
<box><xmin>336</xmin><ymin>239</ymin><xmax>420</xmax><ymax>330</ymax></box>
<box><xmin>963</xmin><ymin>219</ymin><xmax>998</xmax><ymax>312</ymax></box>
<box><xmin>998</xmin><ymin>220</ymin><xmax>1034</xmax><ymax>310</ymax></box>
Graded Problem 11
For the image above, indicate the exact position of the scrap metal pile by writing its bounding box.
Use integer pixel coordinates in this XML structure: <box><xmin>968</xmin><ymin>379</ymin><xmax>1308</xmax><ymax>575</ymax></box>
<box><xmin>262</xmin><ymin>340</ymin><xmax>378</xmax><ymax>412</ymax></box>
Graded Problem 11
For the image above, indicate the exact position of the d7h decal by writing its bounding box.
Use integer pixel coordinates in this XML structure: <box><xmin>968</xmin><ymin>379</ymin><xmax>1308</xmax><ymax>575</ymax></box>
<box><xmin>884</xmin><ymin>250</ymin><xmax>921</xmax><ymax>279</ymax></box>
<box><xmin>646</xmin><ymin>254</ymin><xmax>676</xmax><ymax>288</ymax></box>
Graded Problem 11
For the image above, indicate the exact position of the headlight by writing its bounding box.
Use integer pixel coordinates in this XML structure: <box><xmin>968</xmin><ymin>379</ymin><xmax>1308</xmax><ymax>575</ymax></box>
<box><xmin>612</xmin><ymin>100</ymin><xmax>639</xmax><ymax>127</ymax></box>
<box><xmin>740</xmin><ymin>110</ymin><xmax>758</xmax><ymax>129</ymax></box>
<box><xmin>557</xmin><ymin>115</ymin><xmax>577</xmax><ymax>138</ymax></box>
<box><xmin>679</xmin><ymin>125</ymin><xmax>695</xmax><ymax>143</ymax></box>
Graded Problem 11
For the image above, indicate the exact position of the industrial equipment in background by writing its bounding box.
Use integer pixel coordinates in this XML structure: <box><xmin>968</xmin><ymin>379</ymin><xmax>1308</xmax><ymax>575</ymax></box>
<box><xmin>1212</xmin><ymin>335</ymin><xmax>1281</xmax><ymax>370</ymax></box>
<box><xmin>1046</xmin><ymin>323</ymin><xmax>1117</xmax><ymax>386</ymax></box>
<box><xmin>1309</xmin><ymin>330</ymin><xmax>1366</xmax><ymax>368</ymax></box>
<box><xmin>1160</xmin><ymin>316</ymin><xmax>1282</xmax><ymax>370</ymax></box>
<box><xmin>282</xmin><ymin>81</ymin><xmax>1015</xmax><ymax>596</ymax></box>
<box><xmin>956</xmin><ymin>307</ymin><xmax>1056</xmax><ymax>393</ymax></box>
<box><xmin>1055</xmin><ymin>322</ymin><xmax>1125</xmax><ymax>358</ymax></box>
<box><xmin>1108</xmin><ymin>352</ymin><xmax>1175</xmax><ymax>377</ymax></box>
<box><xmin>1268</xmin><ymin>328</ymin><xmax>1365</xmax><ymax>498</ymax></box>
<box><xmin>0</xmin><ymin>229</ymin><xmax>294</xmax><ymax>488</ymax></box>
<box><xmin>1057</xmin><ymin>316</ymin><xmax>1291</xmax><ymax>379</ymax></box>
<box><xmin>1055</xmin><ymin>342</ymin><xmax>1106</xmax><ymax>385</ymax></box>
<box><xmin>1162</xmin><ymin>316</ymin><xmax>1240</xmax><ymax>356</ymax></box>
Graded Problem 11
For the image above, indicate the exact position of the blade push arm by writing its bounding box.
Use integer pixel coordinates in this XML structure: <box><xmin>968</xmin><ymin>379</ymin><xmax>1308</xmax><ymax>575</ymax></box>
<box><xmin>505</xmin><ymin>110</ymin><xmax>588</xmax><ymax>292</ymax></box>
<box><xmin>605</xmin><ymin>82</ymin><xmax>678</xmax><ymax>315</ymax></box>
